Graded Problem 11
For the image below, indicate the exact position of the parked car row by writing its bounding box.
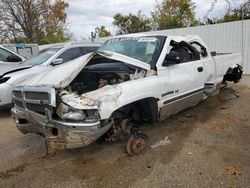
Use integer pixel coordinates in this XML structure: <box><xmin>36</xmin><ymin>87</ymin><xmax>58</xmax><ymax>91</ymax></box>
<box><xmin>6</xmin><ymin>34</ymin><xmax>243</xmax><ymax>155</ymax></box>
<box><xmin>0</xmin><ymin>43</ymin><xmax>100</xmax><ymax>108</ymax></box>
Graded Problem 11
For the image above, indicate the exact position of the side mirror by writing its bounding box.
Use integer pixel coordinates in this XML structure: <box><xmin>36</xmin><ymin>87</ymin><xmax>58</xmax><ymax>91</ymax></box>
<box><xmin>162</xmin><ymin>51</ymin><xmax>182</xmax><ymax>66</ymax></box>
<box><xmin>7</xmin><ymin>55</ymin><xmax>22</xmax><ymax>62</ymax></box>
<box><xmin>51</xmin><ymin>58</ymin><xmax>64</xmax><ymax>66</ymax></box>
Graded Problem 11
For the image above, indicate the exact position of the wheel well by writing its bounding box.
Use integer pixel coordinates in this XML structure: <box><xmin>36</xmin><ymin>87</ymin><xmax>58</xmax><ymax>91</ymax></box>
<box><xmin>111</xmin><ymin>97</ymin><xmax>159</xmax><ymax>125</ymax></box>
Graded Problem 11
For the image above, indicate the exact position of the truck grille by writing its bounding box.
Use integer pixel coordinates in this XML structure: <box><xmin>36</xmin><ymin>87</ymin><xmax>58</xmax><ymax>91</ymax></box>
<box><xmin>12</xmin><ymin>86</ymin><xmax>56</xmax><ymax>115</ymax></box>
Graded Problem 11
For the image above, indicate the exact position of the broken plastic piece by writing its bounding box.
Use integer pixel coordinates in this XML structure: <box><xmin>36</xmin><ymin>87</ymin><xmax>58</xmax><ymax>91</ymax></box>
<box><xmin>150</xmin><ymin>136</ymin><xmax>171</xmax><ymax>149</ymax></box>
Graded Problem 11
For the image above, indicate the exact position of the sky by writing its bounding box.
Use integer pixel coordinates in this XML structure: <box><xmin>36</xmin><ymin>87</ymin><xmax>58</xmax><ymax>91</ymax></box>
<box><xmin>64</xmin><ymin>0</ymin><xmax>244</xmax><ymax>40</ymax></box>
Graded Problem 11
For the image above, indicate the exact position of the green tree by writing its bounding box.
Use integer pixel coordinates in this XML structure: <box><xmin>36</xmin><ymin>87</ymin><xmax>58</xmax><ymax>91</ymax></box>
<box><xmin>95</xmin><ymin>26</ymin><xmax>111</xmax><ymax>37</ymax></box>
<box><xmin>152</xmin><ymin>0</ymin><xmax>197</xmax><ymax>30</ymax></box>
<box><xmin>0</xmin><ymin>0</ymin><xmax>70</xmax><ymax>44</ymax></box>
<box><xmin>113</xmin><ymin>11</ymin><xmax>152</xmax><ymax>34</ymax></box>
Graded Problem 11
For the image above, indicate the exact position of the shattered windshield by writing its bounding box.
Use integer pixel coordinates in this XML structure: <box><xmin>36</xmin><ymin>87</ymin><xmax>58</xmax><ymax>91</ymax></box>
<box><xmin>23</xmin><ymin>48</ymin><xmax>60</xmax><ymax>65</ymax></box>
<box><xmin>99</xmin><ymin>36</ymin><xmax>163</xmax><ymax>64</ymax></box>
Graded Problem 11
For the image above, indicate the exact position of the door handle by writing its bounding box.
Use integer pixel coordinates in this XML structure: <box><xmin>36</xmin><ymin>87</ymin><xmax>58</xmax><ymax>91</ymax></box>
<box><xmin>197</xmin><ymin>67</ymin><xmax>203</xmax><ymax>72</ymax></box>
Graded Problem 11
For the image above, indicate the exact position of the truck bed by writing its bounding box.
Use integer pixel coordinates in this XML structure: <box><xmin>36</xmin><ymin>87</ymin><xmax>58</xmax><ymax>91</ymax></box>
<box><xmin>213</xmin><ymin>53</ymin><xmax>242</xmax><ymax>83</ymax></box>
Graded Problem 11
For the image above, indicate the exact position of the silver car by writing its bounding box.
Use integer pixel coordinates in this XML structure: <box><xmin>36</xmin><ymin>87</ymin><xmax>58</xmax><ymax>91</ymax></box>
<box><xmin>0</xmin><ymin>42</ymin><xmax>100</xmax><ymax>108</ymax></box>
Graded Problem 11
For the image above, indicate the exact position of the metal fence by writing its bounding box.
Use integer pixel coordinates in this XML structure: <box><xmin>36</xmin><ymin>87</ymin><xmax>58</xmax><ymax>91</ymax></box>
<box><xmin>97</xmin><ymin>20</ymin><xmax>250</xmax><ymax>74</ymax></box>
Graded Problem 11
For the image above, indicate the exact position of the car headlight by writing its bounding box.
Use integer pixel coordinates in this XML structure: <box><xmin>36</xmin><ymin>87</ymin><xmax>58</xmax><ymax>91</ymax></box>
<box><xmin>0</xmin><ymin>76</ymin><xmax>10</xmax><ymax>84</ymax></box>
<box><xmin>56</xmin><ymin>103</ymin><xmax>86</xmax><ymax>121</ymax></box>
<box><xmin>86</xmin><ymin>109</ymin><xmax>100</xmax><ymax>119</ymax></box>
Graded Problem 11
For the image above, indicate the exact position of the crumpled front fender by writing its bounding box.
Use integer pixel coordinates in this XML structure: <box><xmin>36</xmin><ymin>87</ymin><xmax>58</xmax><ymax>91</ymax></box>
<box><xmin>60</xmin><ymin>85</ymin><xmax>122</xmax><ymax>119</ymax></box>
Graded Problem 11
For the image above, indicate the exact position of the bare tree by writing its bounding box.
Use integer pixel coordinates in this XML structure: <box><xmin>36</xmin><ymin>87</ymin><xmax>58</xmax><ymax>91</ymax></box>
<box><xmin>0</xmin><ymin>0</ymin><xmax>69</xmax><ymax>44</ymax></box>
<box><xmin>202</xmin><ymin>0</ymin><xmax>250</xmax><ymax>24</ymax></box>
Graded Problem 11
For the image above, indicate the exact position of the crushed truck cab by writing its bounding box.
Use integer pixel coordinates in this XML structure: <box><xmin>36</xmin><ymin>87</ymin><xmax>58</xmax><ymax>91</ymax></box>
<box><xmin>11</xmin><ymin>34</ymin><xmax>243</xmax><ymax>153</ymax></box>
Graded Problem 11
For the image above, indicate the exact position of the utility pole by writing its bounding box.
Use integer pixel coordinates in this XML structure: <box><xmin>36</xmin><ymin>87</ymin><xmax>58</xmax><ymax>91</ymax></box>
<box><xmin>241</xmin><ymin>1</ymin><xmax>250</xmax><ymax>70</ymax></box>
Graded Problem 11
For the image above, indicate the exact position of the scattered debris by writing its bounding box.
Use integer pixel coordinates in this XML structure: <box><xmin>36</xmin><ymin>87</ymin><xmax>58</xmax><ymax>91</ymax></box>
<box><xmin>185</xmin><ymin>113</ymin><xmax>194</xmax><ymax>118</ymax></box>
<box><xmin>0</xmin><ymin>165</ymin><xmax>26</xmax><ymax>179</ymax></box>
<box><xmin>184</xmin><ymin>113</ymin><xmax>194</xmax><ymax>118</ymax></box>
<box><xmin>176</xmin><ymin>113</ymin><xmax>194</xmax><ymax>123</ymax></box>
<box><xmin>203</xmin><ymin>116</ymin><xmax>237</xmax><ymax>131</ymax></box>
<box><xmin>176</xmin><ymin>117</ymin><xmax>188</xmax><ymax>123</ymax></box>
<box><xmin>225</xmin><ymin>166</ymin><xmax>241</xmax><ymax>176</ymax></box>
<box><xmin>187</xmin><ymin>152</ymin><xmax>193</xmax><ymax>155</ymax></box>
<box><xmin>150</xmin><ymin>136</ymin><xmax>171</xmax><ymax>149</ymax></box>
<box><xmin>220</xmin><ymin>106</ymin><xmax>229</xmax><ymax>110</ymax></box>
<box><xmin>194</xmin><ymin>138</ymin><xmax>203</xmax><ymax>145</ymax></box>
<box><xmin>218</xmin><ymin>87</ymin><xmax>239</xmax><ymax>102</ymax></box>
<box><xmin>50</xmin><ymin>158</ymin><xmax>74</xmax><ymax>168</ymax></box>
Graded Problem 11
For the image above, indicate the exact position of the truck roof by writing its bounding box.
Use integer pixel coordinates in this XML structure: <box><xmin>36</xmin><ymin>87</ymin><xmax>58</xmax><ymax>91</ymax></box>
<box><xmin>109</xmin><ymin>33</ymin><xmax>202</xmax><ymax>42</ymax></box>
<box><xmin>49</xmin><ymin>42</ymin><xmax>101</xmax><ymax>49</ymax></box>
<box><xmin>39</xmin><ymin>42</ymin><xmax>101</xmax><ymax>51</ymax></box>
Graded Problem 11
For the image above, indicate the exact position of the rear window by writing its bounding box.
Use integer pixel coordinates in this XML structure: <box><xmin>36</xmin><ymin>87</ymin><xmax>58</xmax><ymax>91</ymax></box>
<box><xmin>80</xmin><ymin>47</ymin><xmax>98</xmax><ymax>55</ymax></box>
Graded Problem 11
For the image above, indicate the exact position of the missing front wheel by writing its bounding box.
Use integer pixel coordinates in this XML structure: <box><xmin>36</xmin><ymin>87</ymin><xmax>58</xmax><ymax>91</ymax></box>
<box><xmin>126</xmin><ymin>132</ymin><xmax>148</xmax><ymax>155</ymax></box>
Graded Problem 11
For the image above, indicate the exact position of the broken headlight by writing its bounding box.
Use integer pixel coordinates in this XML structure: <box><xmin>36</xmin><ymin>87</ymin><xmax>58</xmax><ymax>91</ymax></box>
<box><xmin>56</xmin><ymin>103</ymin><xmax>86</xmax><ymax>121</ymax></box>
<box><xmin>86</xmin><ymin>109</ymin><xmax>100</xmax><ymax>119</ymax></box>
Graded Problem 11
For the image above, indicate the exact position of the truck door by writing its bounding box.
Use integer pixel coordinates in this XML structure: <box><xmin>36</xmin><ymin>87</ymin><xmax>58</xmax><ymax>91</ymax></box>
<box><xmin>190</xmin><ymin>41</ymin><xmax>216</xmax><ymax>95</ymax></box>
<box><xmin>157</xmin><ymin>40</ymin><xmax>205</xmax><ymax>120</ymax></box>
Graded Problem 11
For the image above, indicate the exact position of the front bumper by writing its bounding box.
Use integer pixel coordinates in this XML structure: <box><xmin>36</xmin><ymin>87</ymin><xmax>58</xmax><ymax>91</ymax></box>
<box><xmin>11</xmin><ymin>107</ymin><xmax>111</xmax><ymax>150</ymax></box>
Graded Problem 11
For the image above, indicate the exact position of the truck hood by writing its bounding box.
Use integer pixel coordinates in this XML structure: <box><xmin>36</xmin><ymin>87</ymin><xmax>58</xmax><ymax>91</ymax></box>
<box><xmin>22</xmin><ymin>51</ymin><xmax>150</xmax><ymax>88</ymax></box>
<box><xmin>0</xmin><ymin>64</ymin><xmax>32</xmax><ymax>77</ymax></box>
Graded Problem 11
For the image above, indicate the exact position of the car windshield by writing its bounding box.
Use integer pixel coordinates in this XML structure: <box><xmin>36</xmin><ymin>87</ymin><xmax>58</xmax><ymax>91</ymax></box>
<box><xmin>23</xmin><ymin>48</ymin><xmax>60</xmax><ymax>65</ymax></box>
<box><xmin>99</xmin><ymin>36</ymin><xmax>162</xmax><ymax>64</ymax></box>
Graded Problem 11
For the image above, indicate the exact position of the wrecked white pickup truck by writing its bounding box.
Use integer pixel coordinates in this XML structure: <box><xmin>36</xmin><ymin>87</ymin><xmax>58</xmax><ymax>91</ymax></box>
<box><xmin>11</xmin><ymin>34</ymin><xmax>242</xmax><ymax>155</ymax></box>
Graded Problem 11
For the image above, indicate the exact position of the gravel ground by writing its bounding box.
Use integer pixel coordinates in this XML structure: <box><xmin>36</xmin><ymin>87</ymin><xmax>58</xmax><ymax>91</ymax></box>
<box><xmin>0</xmin><ymin>76</ymin><xmax>249</xmax><ymax>188</ymax></box>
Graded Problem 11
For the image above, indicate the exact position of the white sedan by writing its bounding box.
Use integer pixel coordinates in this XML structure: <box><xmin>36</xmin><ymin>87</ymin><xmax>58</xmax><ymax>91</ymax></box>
<box><xmin>0</xmin><ymin>45</ymin><xmax>25</xmax><ymax>65</ymax></box>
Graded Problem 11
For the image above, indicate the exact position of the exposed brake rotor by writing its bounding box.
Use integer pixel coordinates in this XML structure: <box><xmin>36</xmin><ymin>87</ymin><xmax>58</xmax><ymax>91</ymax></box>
<box><xmin>126</xmin><ymin>134</ymin><xmax>147</xmax><ymax>155</ymax></box>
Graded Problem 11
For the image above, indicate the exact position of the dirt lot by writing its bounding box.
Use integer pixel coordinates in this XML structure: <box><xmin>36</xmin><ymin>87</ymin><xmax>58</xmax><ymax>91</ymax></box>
<box><xmin>0</xmin><ymin>77</ymin><xmax>250</xmax><ymax>188</ymax></box>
